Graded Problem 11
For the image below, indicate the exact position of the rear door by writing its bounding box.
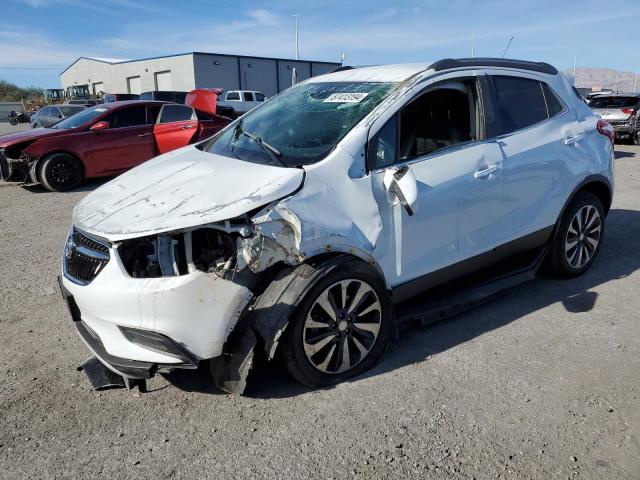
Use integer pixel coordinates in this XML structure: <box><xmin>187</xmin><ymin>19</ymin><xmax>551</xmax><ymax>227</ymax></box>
<box><xmin>153</xmin><ymin>104</ymin><xmax>198</xmax><ymax>153</ymax></box>
<box><xmin>84</xmin><ymin>104</ymin><xmax>156</xmax><ymax>174</ymax></box>
<box><xmin>484</xmin><ymin>74</ymin><xmax>586</xmax><ymax>245</ymax></box>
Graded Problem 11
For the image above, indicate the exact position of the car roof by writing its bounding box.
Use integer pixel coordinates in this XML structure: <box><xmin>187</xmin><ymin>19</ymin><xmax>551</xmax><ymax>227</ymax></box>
<box><xmin>308</xmin><ymin>58</ymin><xmax>558</xmax><ymax>84</ymax></box>
<box><xmin>99</xmin><ymin>100</ymin><xmax>168</xmax><ymax>108</ymax></box>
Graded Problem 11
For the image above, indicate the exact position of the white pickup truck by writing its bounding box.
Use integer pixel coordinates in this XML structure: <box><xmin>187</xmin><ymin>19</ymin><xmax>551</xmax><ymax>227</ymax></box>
<box><xmin>216</xmin><ymin>90</ymin><xmax>266</xmax><ymax>117</ymax></box>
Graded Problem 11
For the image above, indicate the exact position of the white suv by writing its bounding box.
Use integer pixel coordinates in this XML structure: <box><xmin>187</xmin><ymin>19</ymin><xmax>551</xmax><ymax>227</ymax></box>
<box><xmin>60</xmin><ymin>58</ymin><xmax>615</xmax><ymax>394</ymax></box>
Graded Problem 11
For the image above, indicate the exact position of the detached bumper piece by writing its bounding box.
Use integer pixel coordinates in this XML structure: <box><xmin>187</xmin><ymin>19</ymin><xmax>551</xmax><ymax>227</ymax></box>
<box><xmin>0</xmin><ymin>150</ymin><xmax>38</xmax><ymax>185</ymax></box>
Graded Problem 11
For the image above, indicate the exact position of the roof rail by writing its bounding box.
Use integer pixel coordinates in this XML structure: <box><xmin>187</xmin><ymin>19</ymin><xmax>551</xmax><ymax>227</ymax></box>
<box><xmin>430</xmin><ymin>58</ymin><xmax>558</xmax><ymax>75</ymax></box>
<box><xmin>329</xmin><ymin>65</ymin><xmax>355</xmax><ymax>73</ymax></box>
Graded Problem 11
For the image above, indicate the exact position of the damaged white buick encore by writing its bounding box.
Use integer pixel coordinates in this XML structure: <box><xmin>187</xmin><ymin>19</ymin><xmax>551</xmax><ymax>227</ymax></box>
<box><xmin>60</xmin><ymin>58</ymin><xmax>615</xmax><ymax>394</ymax></box>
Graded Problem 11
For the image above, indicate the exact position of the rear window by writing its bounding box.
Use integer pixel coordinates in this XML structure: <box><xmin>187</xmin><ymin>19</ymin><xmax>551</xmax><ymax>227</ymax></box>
<box><xmin>255</xmin><ymin>92</ymin><xmax>265</xmax><ymax>101</ymax></box>
<box><xmin>490</xmin><ymin>76</ymin><xmax>548</xmax><ymax>135</ymax></box>
<box><xmin>589</xmin><ymin>96</ymin><xmax>639</xmax><ymax>109</ymax></box>
<box><xmin>542</xmin><ymin>84</ymin><xmax>565</xmax><ymax>117</ymax></box>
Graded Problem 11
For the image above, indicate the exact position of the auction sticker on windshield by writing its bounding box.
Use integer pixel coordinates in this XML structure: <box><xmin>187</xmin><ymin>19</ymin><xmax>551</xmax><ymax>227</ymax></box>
<box><xmin>324</xmin><ymin>92</ymin><xmax>369</xmax><ymax>103</ymax></box>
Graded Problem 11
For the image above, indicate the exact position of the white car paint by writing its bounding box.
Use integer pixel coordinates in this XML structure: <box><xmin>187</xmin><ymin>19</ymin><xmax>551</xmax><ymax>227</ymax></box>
<box><xmin>61</xmin><ymin>60</ymin><xmax>614</xmax><ymax>384</ymax></box>
<box><xmin>216</xmin><ymin>90</ymin><xmax>266</xmax><ymax>116</ymax></box>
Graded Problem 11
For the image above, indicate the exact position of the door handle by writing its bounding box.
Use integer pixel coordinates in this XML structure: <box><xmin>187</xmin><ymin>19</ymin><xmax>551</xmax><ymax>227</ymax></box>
<box><xmin>137</xmin><ymin>133</ymin><xmax>152</xmax><ymax>137</ymax></box>
<box><xmin>473</xmin><ymin>164</ymin><xmax>501</xmax><ymax>179</ymax></box>
<box><xmin>181</xmin><ymin>124</ymin><xmax>194</xmax><ymax>130</ymax></box>
<box><xmin>564</xmin><ymin>134</ymin><xmax>584</xmax><ymax>145</ymax></box>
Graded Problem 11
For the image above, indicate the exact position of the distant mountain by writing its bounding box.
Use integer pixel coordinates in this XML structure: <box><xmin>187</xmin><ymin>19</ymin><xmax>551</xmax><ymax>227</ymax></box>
<box><xmin>566</xmin><ymin>67</ymin><xmax>638</xmax><ymax>93</ymax></box>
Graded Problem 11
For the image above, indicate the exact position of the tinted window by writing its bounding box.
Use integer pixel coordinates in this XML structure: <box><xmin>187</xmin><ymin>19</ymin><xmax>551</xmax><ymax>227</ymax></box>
<box><xmin>589</xmin><ymin>96</ymin><xmax>639</xmax><ymax>109</ymax></box>
<box><xmin>104</xmin><ymin>105</ymin><xmax>148</xmax><ymax>128</ymax></box>
<box><xmin>243</xmin><ymin>92</ymin><xmax>253</xmax><ymax>101</ymax></box>
<box><xmin>40</xmin><ymin>107</ymin><xmax>51</xmax><ymax>116</ymax></box>
<box><xmin>399</xmin><ymin>81</ymin><xmax>477</xmax><ymax>160</ymax></box>
<box><xmin>542</xmin><ymin>84</ymin><xmax>565</xmax><ymax>117</ymax></box>
<box><xmin>367</xmin><ymin>115</ymin><xmax>398</xmax><ymax>170</ymax></box>
<box><xmin>490</xmin><ymin>76</ymin><xmax>548</xmax><ymax>135</ymax></box>
<box><xmin>255</xmin><ymin>92</ymin><xmax>265</xmax><ymax>102</ymax></box>
<box><xmin>50</xmin><ymin>107</ymin><xmax>62</xmax><ymax>117</ymax></box>
<box><xmin>158</xmin><ymin>104</ymin><xmax>194</xmax><ymax>123</ymax></box>
<box><xmin>226</xmin><ymin>92</ymin><xmax>240</xmax><ymax>101</ymax></box>
<box><xmin>60</xmin><ymin>106</ymin><xmax>83</xmax><ymax>117</ymax></box>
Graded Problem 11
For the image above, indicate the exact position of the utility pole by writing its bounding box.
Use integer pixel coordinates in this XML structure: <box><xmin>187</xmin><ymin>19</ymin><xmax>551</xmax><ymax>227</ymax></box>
<box><xmin>471</xmin><ymin>33</ymin><xmax>475</xmax><ymax>58</ymax></box>
<box><xmin>502</xmin><ymin>36</ymin><xmax>514</xmax><ymax>58</ymax></box>
<box><xmin>292</xmin><ymin>14</ymin><xmax>301</xmax><ymax>60</ymax></box>
<box><xmin>573</xmin><ymin>55</ymin><xmax>577</xmax><ymax>76</ymax></box>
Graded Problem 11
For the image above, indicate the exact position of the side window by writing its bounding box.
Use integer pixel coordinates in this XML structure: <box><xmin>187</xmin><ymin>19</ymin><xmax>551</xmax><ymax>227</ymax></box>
<box><xmin>542</xmin><ymin>84</ymin><xmax>565</xmax><ymax>118</ymax></box>
<box><xmin>226</xmin><ymin>92</ymin><xmax>240</xmax><ymax>101</ymax></box>
<box><xmin>367</xmin><ymin>115</ymin><xmax>398</xmax><ymax>170</ymax></box>
<box><xmin>51</xmin><ymin>107</ymin><xmax>61</xmax><ymax>118</ymax></box>
<box><xmin>243</xmin><ymin>92</ymin><xmax>254</xmax><ymax>101</ymax></box>
<box><xmin>104</xmin><ymin>105</ymin><xmax>148</xmax><ymax>128</ymax></box>
<box><xmin>490</xmin><ymin>76</ymin><xmax>548</xmax><ymax>135</ymax></box>
<box><xmin>255</xmin><ymin>92</ymin><xmax>265</xmax><ymax>102</ymax></box>
<box><xmin>147</xmin><ymin>105</ymin><xmax>162</xmax><ymax>124</ymax></box>
<box><xmin>399</xmin><ymin>80</ymin><xmax>478</xmax><ymax>161</ymax></box>
<box><xmin>40</xmin><ymin>107</ymin><xmax>51</xmax><ymax>116</ymax></box>
<box><xmin>157</xmin><ymin>104</ymin><xmax>195</xmax><ymax>124</ymax></box>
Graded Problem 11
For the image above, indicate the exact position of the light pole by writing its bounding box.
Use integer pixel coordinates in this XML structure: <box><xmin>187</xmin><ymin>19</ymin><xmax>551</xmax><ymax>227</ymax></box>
<box><xmin>292</xmin><ymin>14</ymin><xmax>301</xmax><ymax>60</ymax></box>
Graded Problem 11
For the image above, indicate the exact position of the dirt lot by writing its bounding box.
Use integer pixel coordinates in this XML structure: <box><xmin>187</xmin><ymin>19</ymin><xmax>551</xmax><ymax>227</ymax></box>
<box><xmin>1</xmin><ymin>121</ymin><xmax>639</xmax><ymax>479</ymax></box>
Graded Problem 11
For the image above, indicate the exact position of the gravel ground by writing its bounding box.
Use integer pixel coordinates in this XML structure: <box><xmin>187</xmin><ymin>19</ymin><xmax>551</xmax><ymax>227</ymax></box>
<box><xmin>1</xmin><ymin>120</ymin><xmax>639</xmax><ymax>479</ymax></box>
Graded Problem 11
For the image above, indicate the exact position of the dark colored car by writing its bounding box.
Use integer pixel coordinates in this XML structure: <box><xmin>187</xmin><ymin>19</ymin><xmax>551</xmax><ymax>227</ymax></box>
<box><xmin>140</xmin><ymin>91</ymin><xmax>187</xmax><ymax>103</ymax></box>
<box><xmin>104</xmin><ymin>93</ymin><xmax>140</xmax><ymax>103</ymax></box>
<box><xmin>0</xmin><ymin>94</ymin><xmax>229</xmax><ymax>191</ymax></box>
<box><xmin>31</xmin><ymin>105</ymin><xmax>86</xmax><ymax>128</ymax></box>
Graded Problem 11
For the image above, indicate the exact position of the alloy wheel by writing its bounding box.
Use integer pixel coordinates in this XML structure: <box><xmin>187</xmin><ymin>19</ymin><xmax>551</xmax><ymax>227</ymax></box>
<box><xmin>565</xmin><ymin>204</ymin><xmax>601</xmax><ymax>269</ymax></box>
<box><xmin>302</xmin><ymin>279</ymin><xmax>382</xmax><ymax>374</ymax></box>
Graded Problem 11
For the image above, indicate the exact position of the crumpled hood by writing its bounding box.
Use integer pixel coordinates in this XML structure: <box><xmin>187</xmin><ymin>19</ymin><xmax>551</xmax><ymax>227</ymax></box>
<box><xmin>74</xmin><ymin>146</ymin><xmax>304</xmax><ymax>241</ymax></box>
<box><xmin>0</xmin><ymin>127</ymin><xmax>63</xmax><ymax>148</ymax></box>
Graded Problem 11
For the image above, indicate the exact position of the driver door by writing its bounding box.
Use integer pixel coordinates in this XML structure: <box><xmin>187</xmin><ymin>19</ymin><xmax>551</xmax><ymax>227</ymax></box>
<box><xmin>368</xmin><ymin>77</ymin><xmax>505</xmax><ymax>293</ymax></box>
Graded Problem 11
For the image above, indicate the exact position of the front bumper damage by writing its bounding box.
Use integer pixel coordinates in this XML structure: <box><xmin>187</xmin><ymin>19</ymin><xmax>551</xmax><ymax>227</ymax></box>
<box><xmin>0</xmin><ymin>149</ymin><xmax>39</xmax><ymax>185</ymax></box>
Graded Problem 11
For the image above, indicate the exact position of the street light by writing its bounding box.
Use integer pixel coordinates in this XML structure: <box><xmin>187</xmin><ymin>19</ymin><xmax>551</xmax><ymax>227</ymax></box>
<box><xmin>292</xmin><ymin>14</ymin><xmax>301</xmax><ymax>60</ymax></box>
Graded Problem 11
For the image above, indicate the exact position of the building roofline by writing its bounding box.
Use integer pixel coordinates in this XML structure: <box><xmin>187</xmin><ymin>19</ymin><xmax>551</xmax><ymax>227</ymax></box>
<box><xmin>60</xmin><ymin>51</ymin><xmax>341</xmax><ymax>76</ymax></box>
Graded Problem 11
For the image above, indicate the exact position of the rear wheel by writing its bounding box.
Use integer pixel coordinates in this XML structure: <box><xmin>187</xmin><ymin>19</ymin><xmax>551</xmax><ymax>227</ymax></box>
<box><xmin>9</xmin><ymin>117</ymin><xmax>18</xmax><ymax>125</ymax></box>
<box><xmin>547</xmin><ymin>191</ymin><xmax>605</xmax><ymax>278</ymax></box>
<box><xmin>281</xmin><ymin>261</ymin><xmax>392</xmax><ymax>388</ymax></box>
<box><xmin>39</xmin><ymin>153</ymin><xmax>83</xmax><ymax>191</ymax></box>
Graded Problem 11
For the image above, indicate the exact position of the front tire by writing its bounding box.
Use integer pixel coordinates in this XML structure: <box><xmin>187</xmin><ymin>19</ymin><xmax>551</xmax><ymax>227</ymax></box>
<box><xmin>9</xmin><ymin>118</ymin><xmax>18</xmax><ymax>125</ymax></box>
<box><xmin>281</xmin><ymin>261</ymin><xmax>393</xmax><ymax>388</ymax></box>
<box><xmin>39</xmin><ymin>153</ymin><xmax>83</xmax><ymax>191</ymax></box>
<box><xmin>547</xmin><ymin>191</ymin><xmax>605</xmax><ymax>278</ymax></box>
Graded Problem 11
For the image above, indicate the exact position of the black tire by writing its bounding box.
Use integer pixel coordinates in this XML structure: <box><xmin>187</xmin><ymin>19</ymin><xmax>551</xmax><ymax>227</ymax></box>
<box><xmin>39</xmin><ymin>153</ymin><xmax>83</xmax><ymax>191</ymax></box>
<box><xmin>281</xmin><ymin>260</ymin><xmax>393</xmax><ymax>388</ymax></box>
<box><xmin>634</xmin><ymin>131</ymin><xmax>640</xmax><ymax>146</ymax></box>
<box><xmin>32</xmin><ymin>123</ymin><xmax>39</xmax><ymax>129</ymax></box>
<box><xmin>9</xmin><ymin>118</ymin><xmax>18</xmax><ymax>126</ymax></box>
<box><xmin>546</xmin><ymin>191</ymin><xmax>605</xmax><ymax>278</ymax></box>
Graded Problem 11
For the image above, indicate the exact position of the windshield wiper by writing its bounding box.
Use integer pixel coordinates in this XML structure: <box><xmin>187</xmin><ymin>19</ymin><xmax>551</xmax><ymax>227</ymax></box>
<box><xmin>241</xmin><ymin>130</ymin><xmax>285</xmax><ymax>167</ymax></box>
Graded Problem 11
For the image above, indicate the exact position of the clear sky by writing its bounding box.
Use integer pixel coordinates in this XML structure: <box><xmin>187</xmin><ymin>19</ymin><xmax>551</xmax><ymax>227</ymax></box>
<box><xmin>3</xmin><ymin>0</ymin><xmax>640</xmax><ymax>88</ymax></box>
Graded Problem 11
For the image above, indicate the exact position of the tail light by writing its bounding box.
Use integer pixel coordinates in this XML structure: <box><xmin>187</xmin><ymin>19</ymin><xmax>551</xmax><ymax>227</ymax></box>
<box><xmin>621</xmin><ymin>107</ymin><xmax>635</xmax><ymax>115</ymax></box>
<box><xmin>597</xmin><ymin>119</ymin><xmax>615</xmax><ymax>144</ymax></box>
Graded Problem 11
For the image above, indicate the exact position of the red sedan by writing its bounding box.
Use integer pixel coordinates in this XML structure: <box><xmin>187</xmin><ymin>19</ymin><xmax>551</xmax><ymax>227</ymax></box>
<box><xmin>0</xmin><ymin>92</ymin><xmax>229</xmax><ymax>191</ymax></box>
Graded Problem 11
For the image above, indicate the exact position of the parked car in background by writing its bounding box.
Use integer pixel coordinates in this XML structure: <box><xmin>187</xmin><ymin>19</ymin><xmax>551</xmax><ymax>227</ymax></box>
<box><xmin>59</xmin><ymin>58</ymin><xmax>614</xmax><ymax>394</ymax></box>
<box><xmin>103</xmin><ymin>93</ymin><xmax>140</xmax><ymax>103</ymax></box>
<box><xmin>589</xmin><ymin>93</ymin><xmax>640</xmax><ymax>144</ymax></box>
<box><xmin>0</xmin><ymin>91</ymin><xmax>230</xmax><ymax>191</ymax></box>
<box><xmin>139</xmin><ymin>91</ymin><xmax>187</xmax><ymax>103</ymax></box>
<box><xmin>216</xmin><ymin>90</ymin><xmax>266</xmax><ymax>117</ymax></box>
<box><xmin>31</xmin><ymin>104</ymin><xmax>85</xmax><ymax>128</ymax></box>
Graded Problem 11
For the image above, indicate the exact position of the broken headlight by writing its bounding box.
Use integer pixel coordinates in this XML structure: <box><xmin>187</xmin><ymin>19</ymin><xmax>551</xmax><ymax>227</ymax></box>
<box><xmin>117</xmin><ymin>228</ymin><xmax>237</xmax><ymax>278</ymax></box>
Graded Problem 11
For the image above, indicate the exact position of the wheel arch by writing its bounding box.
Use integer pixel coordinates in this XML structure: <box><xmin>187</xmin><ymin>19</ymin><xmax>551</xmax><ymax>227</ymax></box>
<box><xmin>249</xmin><ymin>253</ymin><xmax>387</xmax><ymax>361</ymax></box>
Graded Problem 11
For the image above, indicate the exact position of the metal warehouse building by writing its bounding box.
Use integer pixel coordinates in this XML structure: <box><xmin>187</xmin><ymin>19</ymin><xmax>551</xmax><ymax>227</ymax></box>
<box><xmin>60</xmin><ymin>52</ymin><xmax>342</xmax><ymax>98</ymax></box>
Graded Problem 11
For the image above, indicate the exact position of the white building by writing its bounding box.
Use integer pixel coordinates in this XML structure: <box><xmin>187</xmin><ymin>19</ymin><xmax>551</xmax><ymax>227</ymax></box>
<box><xmin>60</xmin><ymin>52</ymin><xmax>341</xmax><ymax>98</ymax></box>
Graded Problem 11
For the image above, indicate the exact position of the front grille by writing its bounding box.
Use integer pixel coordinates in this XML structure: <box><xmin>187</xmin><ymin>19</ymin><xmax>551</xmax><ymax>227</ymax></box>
<box><xmin>63</xmin><ymin>228</ymin><xmax>111</xmax><ymax>285</ymax></box>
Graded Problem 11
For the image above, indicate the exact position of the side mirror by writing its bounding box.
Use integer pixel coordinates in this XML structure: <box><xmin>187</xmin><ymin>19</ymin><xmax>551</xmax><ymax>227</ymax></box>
<box><xmin>90</xmin><ymin>121</ymin><xmax>110</xmax><ymax>131</ymax></box>
<box><xmin>383</xmin><ymin>165</ymin><xmax>418</xmax><ymax>216</ymax></box>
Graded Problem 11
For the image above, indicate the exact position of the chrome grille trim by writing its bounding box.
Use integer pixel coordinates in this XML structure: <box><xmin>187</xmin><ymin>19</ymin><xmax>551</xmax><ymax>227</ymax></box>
<box><xmin>63</xmin><ymin>227</ymin><xmax>111</xmax><ymax>285</ymax></box>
